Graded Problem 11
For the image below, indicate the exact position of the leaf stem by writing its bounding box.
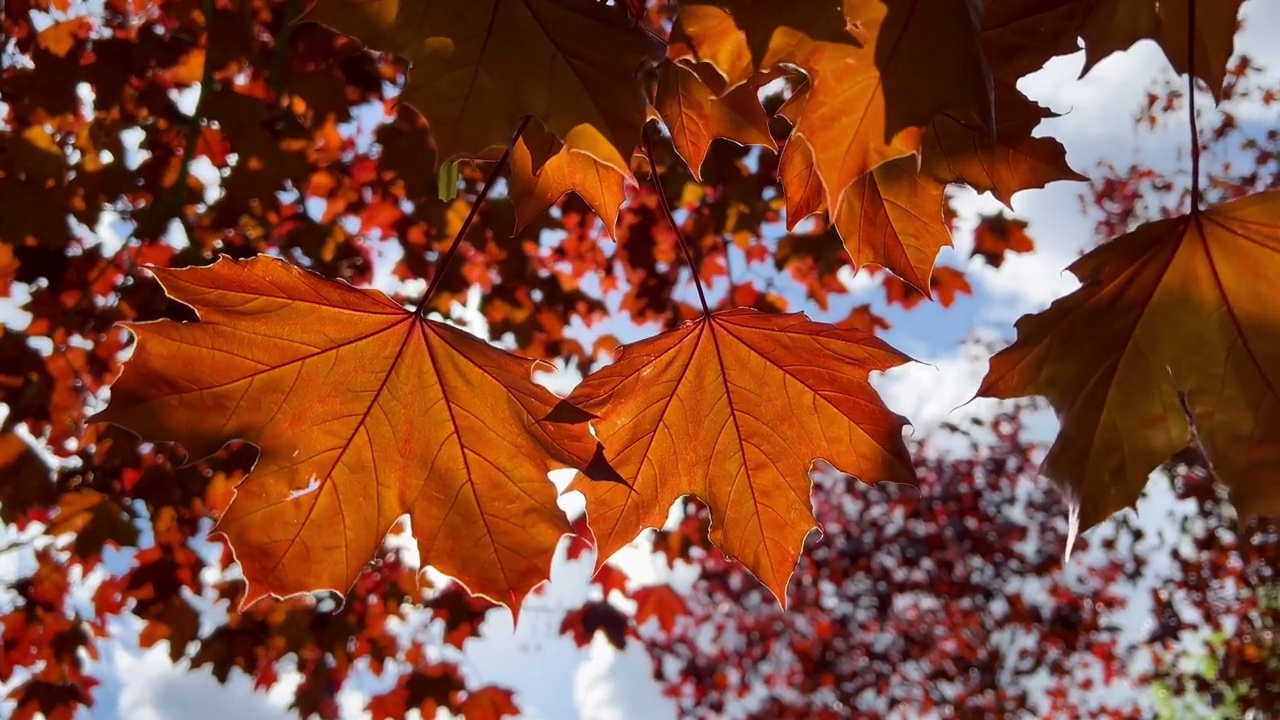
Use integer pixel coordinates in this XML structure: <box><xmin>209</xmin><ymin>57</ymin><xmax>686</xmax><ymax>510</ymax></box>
<box><xmin>1187</xmin><ymin>0</ymin><xmax>1201</xmax><ymax>210</ymax></box>
<box><xmin>415</xmin><ymin>115</ymin><xmax>531</xmax><ymax>317</ymax></box>
<box><xmin>269</xmin><ymin>0</ymin><xmax>306</xmax><ymax>101</ymax></box>
<box><xmin>642</xmin><ymin>125</ymin><xmax>710</xmax><ymax>316</ymax></box>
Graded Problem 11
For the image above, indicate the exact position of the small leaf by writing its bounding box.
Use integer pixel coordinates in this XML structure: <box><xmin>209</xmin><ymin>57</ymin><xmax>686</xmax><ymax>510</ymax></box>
<box><xmin>655</xmin><ymin>62</ymin><xmax>776</xmax><ymax>181</ymax></box>
<box><xmin>832</xmin><ymin>155</ymin><xmax>953</xmax><ymax>297</ymax></box>
<box><xmin>437</xmin><ymin>161</ymin><xmax>459</xmax><ymax>202</ymax></box>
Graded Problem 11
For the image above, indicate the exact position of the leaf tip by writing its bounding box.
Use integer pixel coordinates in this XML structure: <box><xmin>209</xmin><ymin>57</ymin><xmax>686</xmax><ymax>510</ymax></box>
<box><xmin>581</xmin><ymin>443</ymin><xmax>628</xmax><ymax>487</ymax></box>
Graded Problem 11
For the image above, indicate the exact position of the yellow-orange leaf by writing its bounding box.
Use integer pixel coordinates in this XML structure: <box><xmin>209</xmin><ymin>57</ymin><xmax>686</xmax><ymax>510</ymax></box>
<box><xmin>303</xmin><ymin>0</ymin><xmax>663</xmax><ymax>168</ymax></box>
<box><xmin>683</xmin><ymin>0</ymin><xmax>992</xmax><ymax>214</ymax></box>
<box><xmin>833</xmin><ymin>155</ymin><xmax>953</xmax><ymax>296</ymax></box>
<box><xmin>94</xmin><ymin>256</ymin><xmax>600</xmax><ymax>613</ymax></box>
<box><xmin>509</xmin><ymin>124</ymin><xmax>630</xmax><ymax>238</ymax></box>
<box><xmin>777</xmin><ymin>131</ymin><xmax>826</xmax><ymax>231</ymax></box>
<box><xmin>655</xmin><ymin>63</ymin><xmax>776</xmax><ymax>181</ymax></box>
<box><xmin>978</xmin><ymin>191</ymin><xmax>1280</xmax><ymax>535</ymax></box>
<box><xmin>671</xmin><ymin>4</ymin><xmax>755</xmax><ymax>91</ymax></box>
<box><xmin>567</xmin><ymin>309</ymin><xmax>917</xmax><ymax>603</ymax></box>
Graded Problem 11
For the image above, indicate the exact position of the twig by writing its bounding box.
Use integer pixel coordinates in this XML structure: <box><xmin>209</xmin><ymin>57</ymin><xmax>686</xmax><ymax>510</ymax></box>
<box><xmin>1187</xmin><ymin>0</ymin><xmax>1201</xmax><ymax>210</ymax></box>
<box><xmin>415</xmin><ymin>115</ymin><xmax>532</xmax><ymax>316</ymax></box>
<box><xmin>641</xmin><ymin>125</ymin><xmax>710</xmax><ymax>315</ymax></box>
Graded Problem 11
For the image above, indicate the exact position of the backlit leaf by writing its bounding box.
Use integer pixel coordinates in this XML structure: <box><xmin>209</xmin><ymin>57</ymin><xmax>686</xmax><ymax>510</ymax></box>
<box><xmin>508</xmin><ymin>123</ymin><xmax>630</xmax><ymax>238</ymax></box>
<box><xmin>832</xmin><ymin>154</ymin><xmax>953</xmax><ymax>296</ymax></box>
<box><xmin>978</xmin><ymin>191</ymin><xmax>1280</xmax><ymax>534</ymax></box>
<box><xmin>1078</xmin><ymin>0</ymin><xmax>1245</xmax><ymax>101</ymax></box>
<box><xmin>303</xmin><ymin>0</ymin><xmax>664</xmax><ymax>168</ymax></box>
<box><xmin>654</xmin><ymin>62</ymin><xmax>776</xmax><ymax>181</ymax></box>
<box><xmin>95</xmin><ymin>255</ymin><xmax>599</xmax><ymax>612</ymax></box>
<box><xmin>685</xmin><ymin>0</ymin><xmax>993</xmax><ymax>213</ymax></box>
<box><xmin>568</xmin><ymin>308</ymin><xmax>917</xmax><ymax>603</ymax></box>
<box><xmin>971</xmin><ymin>212</ymin><xmax>1035</xmax><ymax>268</ymax></box>
<box><xmin>923</xmin><ymin>82</ymin><xmax>1086</xmax><ymax>206</ymax></box>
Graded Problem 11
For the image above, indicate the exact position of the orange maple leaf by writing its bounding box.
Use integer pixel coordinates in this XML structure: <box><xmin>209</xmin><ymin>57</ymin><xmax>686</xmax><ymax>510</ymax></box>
<box><xmin>303</xmin><ymin>0</ymin><xmax>664</xmax><ymax>169</ymax></box>
<box><xmin>978</xmin><ymin>191</ymin><xmax>1280</xmax><ymax>535</ymax></box>
<box><xmin>567</xmin><ymin>308</ymin><xmax>917</xmax><ymax>603</ymax></box>
<box><xmin>832</xmin><ymin>154</ymin><xmax>953</xmax><ymax>296</ymax></box>
<box><xmin>507</xmin><ymin>123</ymin><xmax>631</xmax><ymax>238</ymax></box>
<box><xmin>632</xmin><ymin>584</ymin><xmax>689</xmax><ymax>633</ymax></box>
<box><xmin>94</xmin><ymin>255</ymin><xmax>600</xmax><ymax>613</ymax></box>
<box><xmin>971</xmin><ymin>213</ymin><xmax>1035</xmax><ymax>268</ymax></box>
<box><xmin>777</xmin><ymin>129</ymin><xmax>826</xmax><ymax>230</ymax></box>
<box><xmin>777</xmin><ymin>120</ymin><xmax>951</xmax><ymax>297</ymax></box>
<box><xmin>883</xmin><ymin>266</ymin><xmax>972</xmax><ymax>310</ymax></box>
<box><xmin>654</xmin><ymin>62</ymin><xmax>776</xmax><ymax>181</ymax></box>
<box><xmin>715</xmin><ymin>0</ymin><xmax>991</xmax><ymax>214</ymax></box>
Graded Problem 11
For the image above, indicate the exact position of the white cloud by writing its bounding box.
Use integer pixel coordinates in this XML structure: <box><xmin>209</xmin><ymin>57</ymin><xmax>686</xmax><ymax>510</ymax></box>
<box><xmin>573</xmin><ymin>635</ymin><xmax>677</xmax><ymax>720</ymax></box>
<box><xmin>100</xmin><ymin>643</ymin><xmax>293</xmax><ymax>720</ymax></box>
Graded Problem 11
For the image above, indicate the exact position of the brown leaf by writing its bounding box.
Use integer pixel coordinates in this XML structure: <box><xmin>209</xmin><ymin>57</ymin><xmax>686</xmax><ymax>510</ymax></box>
<box><xmin>978</xmin><ymin>191</ymin><xmax>1280</xmax><ymax>533</ymax></box>
<box><xmin>568</xmin><ymin>309</ymin><xmax>916</xmax><ymax>603</ymax></box>
<box><xmin>44</xmin><ymin>489</ymin><xmax>140</xmax><ymax>559</ymax></box>
<box><xmin>923</xmin><ymin>82</ymin><xmax>1085</xmax><ymax>206</ymax></box>
<box><xmin>0</xmin><ymin>432</ymin><xmax>54</xmax><ymax>525</ymax></box>
<box><xmin>1078</xmin><ymin>0</ymin><xmax>1245</xmax><ymax>101</ymax></box>
<box><xmin>304</xmin><ymin>0</ymin><xmax>664</xmax><ymax>168</ymax></box>
<box><xmin>980</xmin><ymin>0</ymin><xmax>1092</xmax><ymax>82</ymax></box>
<box><xmin>94</xmin><ymin>255</ymin><xmax>600</xmax><ymax>613</ymax></box>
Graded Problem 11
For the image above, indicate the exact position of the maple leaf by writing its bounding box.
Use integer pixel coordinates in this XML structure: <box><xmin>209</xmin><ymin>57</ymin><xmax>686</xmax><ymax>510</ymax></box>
<box><xmin>458</xmin><ymin>687</ymin><xmax>520</xmax><ymax>720</ymax></box>
<box><xmin>883</xmin><ymin>266</ymin><xmax>972</xmax><ymax>310</ymax></box>
<box><xmin>567</xmin><ymin>308</ymin><xmax>917</xmax><ymax>603</ymax></box>
<box><xmin>776</xmin><ymin>112</ymin><xmax>952</xmax><ymax>298</ymax></box>
<box><xmin>632</xmin><ymin>584</ymin><xmax>688</xmax><ymax>633</ymax></box>
<box><xmin>0</xmin><ymin>432</ymin><xmax>54</xmax><ymax>525</ymax></box>
<box><xmin>832</xmin><ymin>154</ymin><xmax>953</xmax><ymax>295</ymax></box>
<box><xmin>44</xmin><ymin>489</ymin><xmax>140</xmax><ymax>560</ymax></box>
<box><xmin>971</xmin><ymin>212</ymin><xmax>1035</xmax><ymax>268</ymax></box>
<box><xmin>0</xmin><ymin>240</ymin><xmax>16</xmax><ymax>296</ymax></box>
<box><xmin>978</xmin><ymin>191</ymin><xmax>1280</xmax><ymax>534</ymax></box>
<box><xmin>980</xmin><ymin>0</ymin><xmax>1094</xmax><ymax>82</ymax></box>
<box><xmin>303</xmin><ymin>0</ymin><xmax>664</xmax><ymax>169</ymax></box>
<box><xmin>654</xmin><ymin>62</ymin><xmax>776</xmax><ymax>181</ymax></box>
<box><xmin>561</xmin><ymin>600</ymin><xmax>632</xmax><ymax>648</ymax></box>
<box><xmin>777</xmin><ymin>129</ymin><xmax>825</xmax><ymax>230</ymax></box>
<box><xmin>685</xmin><ymin>0</ymin><xmax>992</xmax><ymax>215</ymax></box>
<box><xmin>923</xmin><ymin>82</ymin><xmax>1086</xmax><ymax>206</ymax></box>
<box><xmin>1077</xmin><ymin>0</ymin><xmax>1244</xmax><ymax>101</ymax></box>
<box><xmin>507</xmin><ymin>123</ymin><xmax>630</xmax><ymax>238</ymax></box>
<box><xmin>94</xmin><ymin>255</ymin><xmax>600</xmax><ymax>612</ymax></box>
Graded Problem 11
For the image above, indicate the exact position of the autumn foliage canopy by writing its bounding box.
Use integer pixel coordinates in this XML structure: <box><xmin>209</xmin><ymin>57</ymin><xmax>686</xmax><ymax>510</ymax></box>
<box><xmin>1</xmin><ymin>0</ymin><xmax>1278</xmax><ymax>717</ymax></box>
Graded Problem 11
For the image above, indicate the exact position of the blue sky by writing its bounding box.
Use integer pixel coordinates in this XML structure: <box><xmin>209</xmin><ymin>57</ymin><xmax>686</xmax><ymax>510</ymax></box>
<box><xmin>3</xmin><ymin>2</ymin><xmax>1280</xmax><ymax>717</ymax></box>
